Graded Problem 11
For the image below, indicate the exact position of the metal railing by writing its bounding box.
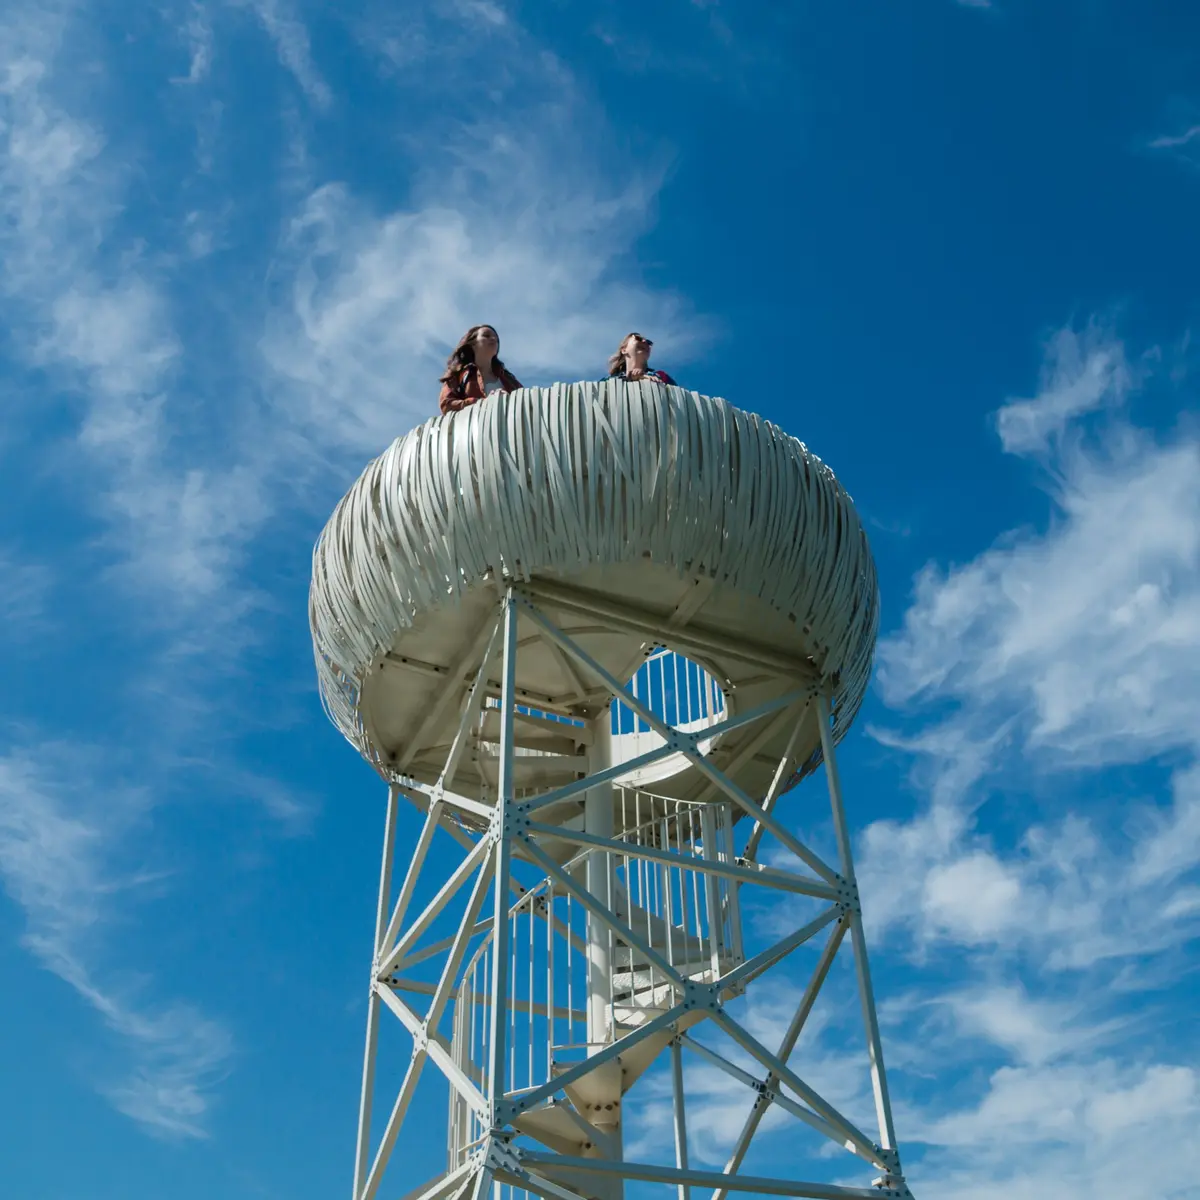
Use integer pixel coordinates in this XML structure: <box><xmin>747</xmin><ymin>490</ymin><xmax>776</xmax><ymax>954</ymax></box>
<box><xmin>473</xmin><ymin>648</ymin><xmax>727</xmax><ymax>799</ymax></box>
<box><xmin>446</xmin><ymin>790</ymin><xmax>743</xmax><ymax>1171</ymax></box>
<box><xmin>611</xmin><ymin>646</ymin><xmax>726</xmax><ymax>740</ymax></box>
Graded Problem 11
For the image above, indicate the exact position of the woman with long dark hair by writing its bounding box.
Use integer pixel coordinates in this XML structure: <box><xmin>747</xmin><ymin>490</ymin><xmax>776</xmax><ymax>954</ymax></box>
<box><xmin>606</xmin><ymin>332</ymin><xmax>676</xmax><ymax>385</ymax></box>
<box><xmin>438</xmin><ymin>325</ymin><xmax>522</xmax><ymax>415</ymax></box>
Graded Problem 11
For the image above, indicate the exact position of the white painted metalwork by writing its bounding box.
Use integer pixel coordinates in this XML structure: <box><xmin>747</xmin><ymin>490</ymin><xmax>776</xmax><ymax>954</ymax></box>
<box><xmin>310</xmin><ymin>383</ymin><xmax>912</xmax><ymax>1200</ymax></box>
<box><xmin>310</xmin><ymin>380</ymin><xmax>878</xmax><ymax>801</ymax></box>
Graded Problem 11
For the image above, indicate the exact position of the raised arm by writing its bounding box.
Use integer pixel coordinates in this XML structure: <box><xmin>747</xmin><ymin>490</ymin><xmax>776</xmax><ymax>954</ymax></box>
<box><xmin>439</xmin><ymin>382</ymin><xmax>472</xmax><ymax>414</ymax></box>
<box><xmin>439</xmin><ymin>366</ymin><xmax>477</xmax><ymax>414</ymax></box>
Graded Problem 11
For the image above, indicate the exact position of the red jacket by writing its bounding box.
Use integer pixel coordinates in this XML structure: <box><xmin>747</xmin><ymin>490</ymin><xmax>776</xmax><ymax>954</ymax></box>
<box><xmin>439</xmin><ymin>364</ymin><xmax>522</xmax><ymax>415</ymax></box>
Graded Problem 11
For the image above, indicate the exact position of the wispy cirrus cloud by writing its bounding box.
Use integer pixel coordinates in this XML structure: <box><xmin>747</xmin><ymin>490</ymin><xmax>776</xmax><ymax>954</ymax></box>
<box><xmin>992</xmin><ymin>319</ymin><xmax>1133</xmax><ymax>456</ymax></box>
<box><xmin>236</xmin><ymin>0</ymin><xmax>332</xmax><ymax>109</ymax></box>
<box><xmin>0</xmin><ymin>747</ymin><xmax>233</xmax><ymax>1137</ymax></box>
<box><xmin>1150</xmin><ymin>124</ymin><xmax>1200</xmax><ymax>151</ymax></box>
<box><xmin>261</xmin><ymin>167</ymin><xmax>700</xmax><ymax>458</ymax></box>
<box><xmin>0</xmin><ymin>546</ymin><xmax>52</xmax><ymax>634</ymax></box>
<box><xmin>0</xmin><ymin>4</ymin><xmax>270</xmax><ymax>612</ymax></box>
<box><xmin>925</xmin><ymin>982</ymin><xmax>1129</xmax><ymax>1067</ymax></box>
<box><xmin>1146</xmin><ymin>118</ymin><xmax>1200</xmax><ymax>175</ymax></box>
<box><xmin>0</xmin><ymin>0</ymin><xmax>704</xmax><ymax>1147</ymax></box>
<box><xmin>259</xmin><ymin>11</ymin><xmax>706</xmax><ymax>459</ymax></box>
<box><xmin>170</xmin><ymin>1</ymin><xmax>214</xmax><ymax>85</ymax></box>
<box><xmin>0</xmin><ymin>1</ymin><xmax>297</xmax><ymax>1138</ymax></box>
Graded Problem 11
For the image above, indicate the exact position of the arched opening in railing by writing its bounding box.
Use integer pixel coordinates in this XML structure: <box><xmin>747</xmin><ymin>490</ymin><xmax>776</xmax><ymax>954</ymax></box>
<box><xmin>609</xmin><ymin>647</ymin><xmax>728</xmax><ymax>785</ymax></box>
<box><xmin>472</xmin><ymin>648</ymin><xmax>729</xmax><ymax>805</ymax></box>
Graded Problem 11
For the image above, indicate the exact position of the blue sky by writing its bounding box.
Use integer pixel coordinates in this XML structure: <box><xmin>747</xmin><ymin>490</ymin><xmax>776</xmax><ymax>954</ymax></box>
<box><xmin>2</xmin><ymin>1</ymin><xmax>1198</xmax><ymax>1197</ymax></box>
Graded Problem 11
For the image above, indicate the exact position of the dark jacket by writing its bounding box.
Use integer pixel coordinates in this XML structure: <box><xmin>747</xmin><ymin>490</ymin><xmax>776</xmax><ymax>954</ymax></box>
<box><xmin>439</xmin><ymin>364</ymin><xmax>522</xmax><ymax>415</ymax></box>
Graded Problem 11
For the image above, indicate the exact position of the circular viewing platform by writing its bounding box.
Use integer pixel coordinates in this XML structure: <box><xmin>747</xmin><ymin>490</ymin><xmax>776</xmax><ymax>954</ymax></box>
<box><xmin>309</xmin><ymin>380</ymin><xmax>879</xmax><ymax>817</ymax></box>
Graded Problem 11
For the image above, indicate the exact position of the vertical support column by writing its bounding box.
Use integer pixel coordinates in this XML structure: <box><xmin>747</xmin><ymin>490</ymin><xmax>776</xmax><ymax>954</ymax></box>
<box><xmin>698</xmin><ymin>805</ymin><xmax>724</xmax><ymax>978</ymax></box>
<box><xmin>486</xmin><ymin>592</ymin><xmax>519</xmax><ymax>1128</ymax></box>
<box><xmin>585</xmin><ymin>704</ymin><xmax>623</xmax><ymax>1195</ymax></box>
<box><xmin>353</xmin><ymin>784</ymin><xmax>399</xmax><ymax>1200</ymax></box>
<box><xmin>721</xmin><ymin>806</ymin><xmax>745</xmax><ymax>970</ymax></box>
<box><xmin>585</xmin><ymin>709</ymin><xmax>614</xmax><ymax>1049</ymax></box>
<box><xmin>670</xmin><ymin>1037</ymin><xmax>691</xmax><ymax>1200</ymax></box>
<box><xmin>816</xmin><ymin>693</ymin><xmax>899</xmax><ymax>1157</ymax></box>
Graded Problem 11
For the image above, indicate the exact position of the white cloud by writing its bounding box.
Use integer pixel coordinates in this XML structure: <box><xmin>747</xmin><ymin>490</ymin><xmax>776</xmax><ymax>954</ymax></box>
<box><xmin>0</xmin><ymin>5</ymin><xmax>272</xmax><ymax>609</ymax></box>
<box><xmin>994</xmin><ymin>321</ymin><xmax>1131</xmax><ymax>455</ymax></box>
<box><xmin>102</xmin><ymin>1004</ymin><xmax>232</xmax><ymax>1138</ymax></box>
<box><xmin>1145</xmin><ymin>118</ymin><xmax>1200</xmax><ymax>177</ymax></box>
<box><xmin>45</xmin><ymin>280</ymin><xmax>180</xmax><ymax>425</ymax></box>
<box><xmin>1150</xmin><ymin>124</ymin><xmax>1200</xmax><ymax>151</ymax></box>
<box><xmin>171</xmin><ymin>2</ymin><xmax>214</xmax><ymax>85</ymax></box>
<box><xmin>0</xmin><ymin>9</ymin><xmax>305</xmax><ymax>1140</ymax></box>
<box><xmin>443</xmin><ymin>0</ymin><xmax>509</xmax><ymax>25</ymax></box>
<box><xmin>860</xmin><ymin>754</ymin><xmax>1200</xmax><ymax>968</ymax></box>
<box><xmin>853</xmin><ymin>318</ymin><xmax>1200</xmax><ymax>1193</ymax></box>
<box><xmin>0</xmin><ymin>0</ymin><xmax>704</xmax><ymax>1148</ymax></box>
<box><xmin>260</xmin><ymin>111</ymin><xmax>703</xmax><ymax>457</ymax></box>
<box><xmin>908</xmin><ymin>1060</ymin><xmax>1200</xmax><ymax>1199</ymax></box>
<box><xmin>922</xmin><ymin>852</ymin><xmax>1022</xmax><ymax>943</ymax></box>
<box><xmin>931</xmin><ymin>983</ymin><xmax>1123</xmax><ymax>1067</ymax></box>
<box><xmin>877</xmin><ymin>327</ymin><xmax>1200</xmax><ymax>768</ymax></box>
<box><xmin>1129</xmin><ymin>761</ymin><xmax>1200</xmax><ymax>885</ymax></box>
<box><xmin>0</xmin><ymin>547</ymin><xmax>52</xmax><ymax>634</ymax></box>
<box><xmin>0</xmin><ymin>747</ymin><xmax>232</xmax><ymax>1137</ymax></box>
<box><xmin>239</xmin><ymin>0</ymin><xmax>332</xmax><ymax>108</ymax></box>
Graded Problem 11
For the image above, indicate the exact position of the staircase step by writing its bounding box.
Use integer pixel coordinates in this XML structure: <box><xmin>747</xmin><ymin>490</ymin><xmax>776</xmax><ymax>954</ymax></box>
<box><xmin>553</xmin><ymin>1055</ymin><xmax>623</xmax><ymax>1122</ymax></box>
<box><xmin>513</xmin><ymin>1102</ymin><xmax>605</xmax><ymax>1156</ymax></box>
<box><xmin>618</xmin><ymin>1009</ymin><xmax>711</xmax><ymax>1092</ymax></box>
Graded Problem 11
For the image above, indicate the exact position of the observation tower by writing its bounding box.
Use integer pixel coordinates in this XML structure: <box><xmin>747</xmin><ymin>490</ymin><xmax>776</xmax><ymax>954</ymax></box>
<box><xmin>310</xmin><ymin>381</ymin><xmax>914</xmax><ymax>1200</ymax></box>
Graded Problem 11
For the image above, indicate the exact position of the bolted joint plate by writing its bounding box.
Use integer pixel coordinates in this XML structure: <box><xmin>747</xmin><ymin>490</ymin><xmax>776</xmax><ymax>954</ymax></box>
<box><xmin>835</xmin><ymin>877</ymin><xmax>861</xmax><ymax>917</ymax></box>
<box><xmin>875</xmin><ymin>1148</ymin><xmax>902</xmax><ymax>1173</ymax></box>
<box><xmin>871</xmin><ymin>1147</ymin><xmax>909</xmax><ymax>1195</ymax></box>
<box><xmin>490</xmin><ymin>804</ymin><xmax>530</xmax><ymax>841</ymax></box>
<box><xmin>665</xmin><ymin>729</ymin><xmax>699</xmax><ymax>755</ymax></box>
<box><xmin>681</xmin><ymin>980</ymin><xmax>721</xmax><ymax>1013</ymax></box>
<box><xmin>482</xmin><ymin>1136</ymin><xmax>522</xmax><ymax>1176</ymax></box>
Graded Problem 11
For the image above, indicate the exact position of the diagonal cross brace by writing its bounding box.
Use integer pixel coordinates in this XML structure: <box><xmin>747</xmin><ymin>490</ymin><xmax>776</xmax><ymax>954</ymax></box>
<box><xmin>524</xmin><ymin>820</ymin><xmax>838</xmax><ymax>901</ymax></box>
<box><xmin>714</xmin><ymin>920</ymin><xmax>849</xmax><ymax>1199</ymax></box>
<box><xmin>516</xmin><ymin>597</ymin><xmax>840</xmax><ymax>885</ymax></box>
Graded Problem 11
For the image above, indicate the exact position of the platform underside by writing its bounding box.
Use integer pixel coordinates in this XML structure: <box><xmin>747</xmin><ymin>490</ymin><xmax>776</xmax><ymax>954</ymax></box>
<box><xmin>361</xmin><ymin>560</ymin><xmax>825</xmax><ymax>829</ymax></box>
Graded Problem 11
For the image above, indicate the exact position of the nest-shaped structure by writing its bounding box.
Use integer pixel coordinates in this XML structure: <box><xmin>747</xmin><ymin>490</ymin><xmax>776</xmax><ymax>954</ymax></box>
<box><xmin>309</xmin><ymin>380</ymin><xmax>878</xmax><ymax>799</ymax></box>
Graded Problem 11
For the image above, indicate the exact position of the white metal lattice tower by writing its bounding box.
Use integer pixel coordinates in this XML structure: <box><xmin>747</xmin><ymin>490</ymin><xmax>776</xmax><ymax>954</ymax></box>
<box><xmin>310</xmin><ymin>380</ymin><xmax>913</xmax><ymax>1200</ymax></box>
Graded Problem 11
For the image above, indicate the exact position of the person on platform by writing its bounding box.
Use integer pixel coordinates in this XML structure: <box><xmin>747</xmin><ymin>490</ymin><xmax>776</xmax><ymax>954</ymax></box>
<box><xmin>606</xmin><ymin>332</ymin><xmax>677</xmax><ymax>386</ymax></box>
<box><xmin>438</xmin><ymin>325</ymin><xmax>522</xmax><ymax>415</ymax></box>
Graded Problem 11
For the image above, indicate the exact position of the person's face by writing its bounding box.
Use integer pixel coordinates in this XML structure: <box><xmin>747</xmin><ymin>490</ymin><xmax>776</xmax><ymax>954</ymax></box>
<box><xmin>473</xmin><ymin>327</ymin><xmax>499</xmax><ymax>358</ymax></box>
<box><xmin>625</xmin><ymin>333</ymin><xmax>651</xmax><ymax>361</ymax></box>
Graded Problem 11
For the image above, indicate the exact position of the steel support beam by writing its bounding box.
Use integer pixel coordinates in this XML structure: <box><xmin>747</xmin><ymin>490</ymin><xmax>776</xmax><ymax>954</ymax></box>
<box><xmin>347</xmin><ymin>586</ymin><xmax>912</xmax><ymax>1200</ymax></box>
